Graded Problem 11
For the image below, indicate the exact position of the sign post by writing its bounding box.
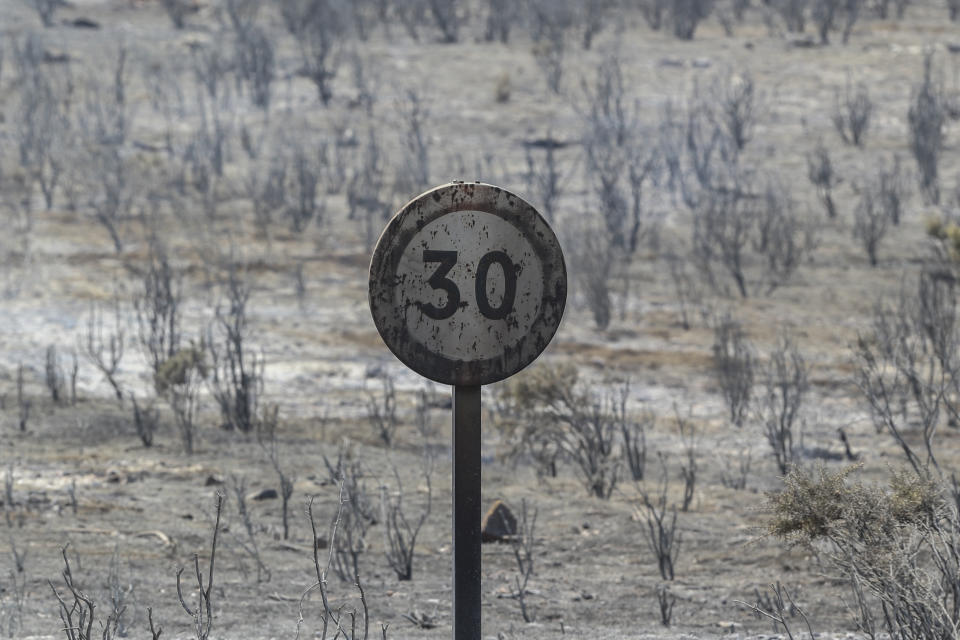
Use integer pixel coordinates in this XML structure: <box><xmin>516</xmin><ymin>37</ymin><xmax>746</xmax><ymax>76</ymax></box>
<box><xmin>453</xmin><ymin>385</ymin><xmax>481</xmax><ymax>640</ymax></box>
<box><xmin>369</xmin><ymin>182</ymin><xmax>566</xmax><ymax>640</ymax></box>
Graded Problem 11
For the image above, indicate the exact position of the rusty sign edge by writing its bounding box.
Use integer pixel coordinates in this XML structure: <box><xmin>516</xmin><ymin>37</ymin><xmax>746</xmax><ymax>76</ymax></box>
<box><xmin>368</xmin><ymin>182</ymin><xmax>567</xmax><ymax>386</ymax></box>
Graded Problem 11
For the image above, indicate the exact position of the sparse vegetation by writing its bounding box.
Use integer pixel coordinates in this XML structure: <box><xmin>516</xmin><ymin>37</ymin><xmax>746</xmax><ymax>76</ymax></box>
<box><xmin>163</xmin><ymin>343</ymin><xmax>205</xmax><ymax>454</ymax></box>
<box><xmin>131</xmin><ymin>395</ymin><xmax>160</xmax><ymax>448</ymax></box>
<box><xmin>177</xmin><ymin>494</ymin><xmax>222</xmax><ymax>640</ymax></box>
<box><xmin>807</xmin><ymin>141</ymin><xmax>841</xmax><ymax>219</ymax></box>
<box><xmin>569</xmin><ymin>223</ymin><xmax>615</xmax><ymax>330</ymax></box>
<box><xmin>208</xmin><ymin>267</ymin><xmax>262</xmax><ymax>434</ymax></box>
<box><xmin>757</xmin><ymin>332</ymin><xmax>809</xmax><ymax>474</ymax></box>
<box><xmin>24</xmin><ymin>0</ymin><xmax>65</xmax><ymax>27</ymax></box>
<box><xmin>257</xmin><ymin>405</ymin><xmax>296</xmax><ymax>541</ymax></box>
<box><xmin>5</xmin><ymin>3</ymin><xmax>960</xmax><ymax>638</ymax></box>
<box><xmin>670</xmin><ymin>0</ymin><xmax>715</xmax><ymax>39</ymax></box>
<box><xmin>498</xmin><ymin>365</ymin><xmax>627</xmax><ymax>499</ymax></box>
<box><xmin>853</xmin><ymin>269</ymin><xmax>959</xmax><ymax>475</ymax></box>
<box><xmin>228</xmin><ymin>477</ymin><xmax>271</xmax><ymax>583</ymax></box>
<box><xmin>365</xmin><ymin>373</ymin><xmax>398</xmax><ymax>447</ymax></box>
<box><xmin>711</xmin><ymin>313</ymin><xmax>754</xmax><ymax>428</ymax></box>
<box><xmin>637</xmin><ymin>455</ymin><xmax>683</xmax><ymax>626</ymax></box>
<box><xmin>81</xmin><ymin>299</ymin><xmax>126</xmax><ymax>403</ymax></box>
<box><xmin>506</xmin><ymin>500</ymin><xmax>538</xmax><ymax>623</ymax></box>
<box><xmin>288</xmin><ymin>0</ymin><xmax>349</xmax><ymax>105</ymax></box>
<box><xmin>14</xmin><ymin>366</ymin><xmax>29</xmax><ymax>435</ymax></box>
<box><xmin>325</xmin><ymin>445</ymin><xmax>376</xmax><ymax>583</ymax></box>
<box><xmin>691</xmin><ymin>171</ymin><xmax>813</xmax><ymax>297</ymax></box>
<box><xmin>380</xmin><ymin>458</ymin><xmax>433</xmax><ymax>581</ymax></box>
<box><xmin>852</xmin><ymin>178</ymin><xmax>890</xmax><ymax>266</ymax></box>
<box><xmin>832</xmin><ymin>76</ymin><xmax>872</xmax><ymax>147</ymax></box>
<box><xmin>135</xmin><ymin>239</ymin><xmax>182</xmax><ymax>376</ymax></box>
<box><xmin>908</xmin><ymin>53</ymin><xmax>957</xmax><ymax>205</ymax></box>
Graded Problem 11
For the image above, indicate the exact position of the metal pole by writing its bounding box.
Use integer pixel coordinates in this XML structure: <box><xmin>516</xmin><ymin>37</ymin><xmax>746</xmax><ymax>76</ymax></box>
<box><xmin>452</xmin><ymin>385</ymin><xmax>481</xmax><ymax>640</ymax></box>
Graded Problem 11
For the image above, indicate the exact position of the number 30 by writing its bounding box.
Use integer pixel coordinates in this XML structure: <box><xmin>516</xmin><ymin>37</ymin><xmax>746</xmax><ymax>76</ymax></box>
<box><xmin>421</xmin><ymin>250</ymin><xmax>517</xmax><ymax>321</ymax></box>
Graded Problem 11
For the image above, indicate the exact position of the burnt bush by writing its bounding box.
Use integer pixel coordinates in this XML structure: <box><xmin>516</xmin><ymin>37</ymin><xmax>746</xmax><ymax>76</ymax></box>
<box><xmin>908</xmin><ymin>53</ymin><xmax>959</xmax><ymax>204</ymax></box>
<box><xmin>497</xmin><ymin>365</ymin><xmax>628</xmax><ymax>499</ymax></box>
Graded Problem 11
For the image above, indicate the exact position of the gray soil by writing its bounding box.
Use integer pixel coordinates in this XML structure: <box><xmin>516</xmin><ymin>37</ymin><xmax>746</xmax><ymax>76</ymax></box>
<box><xmin>1</xmin><ymin>0</ymin><xmax>959</xmax><ymax>638</ymax></box>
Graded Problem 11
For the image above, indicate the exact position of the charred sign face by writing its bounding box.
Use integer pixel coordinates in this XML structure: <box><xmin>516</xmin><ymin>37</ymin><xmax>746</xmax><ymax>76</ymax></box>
<box><xmin>369</xmin><ymin>182</ymin><xmax>566</xmax><ymax>386</ymax></box>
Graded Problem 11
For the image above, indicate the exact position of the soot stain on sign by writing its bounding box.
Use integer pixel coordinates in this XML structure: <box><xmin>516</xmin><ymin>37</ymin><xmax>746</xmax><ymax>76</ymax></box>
<box><xmin>369</xmin><ymin>182</ymin><xmax>566</xmax><ymax>386</ymax></box>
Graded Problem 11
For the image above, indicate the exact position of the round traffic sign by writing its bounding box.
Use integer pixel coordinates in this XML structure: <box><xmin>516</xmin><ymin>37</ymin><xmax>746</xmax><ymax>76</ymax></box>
<box><xmin>369</xmin><ymin>182</ymin><xmax>566</xmax><ymax>386</ymax></box>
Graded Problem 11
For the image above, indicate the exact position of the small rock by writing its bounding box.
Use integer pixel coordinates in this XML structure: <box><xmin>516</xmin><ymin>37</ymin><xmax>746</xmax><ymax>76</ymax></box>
<box><xmin>204</xmin><ymin>474</ymin><xmax>224</xmax><ymax>486</ymax></box>
<box><xmin>252</xmin><ymin>488</ymin><xmax>279</xmax><ymax>501</ymax></box>
<box><xmin>404</xmin><ymin>610</ymin><xmax>437</xmax><ymax>630</ymax></box>
<box><xmin>658</xmin><ymin>57</ymin><xmax>684</xmax><ymax>67</ymax></box>
<box><xmin>481</xmin><ymin>500</ymin><xmax>517</xmax><ymax>543</ymax></box>
<box><xmin>27</xmin><ymin>491</ymin><xmax>49</xmax><ymax>505</ymax></box>
<box><xmin>522</xmin><ymin>137</ymin><xmax>571</xmax><ymax>150</ymax></box>
<box><xmin>42</xmin><ymin>49</ymin><xmax>70</xmax><ymax>64</ymax></box>
<box><xmin>106</xmin><ymin>471</ymin><xmax>121</xmax><ymax>484</ymax></box>
<box><xmin>70</xmin><ymin>17</ymin><xmax>100</xmax><ymax>29</ymax></box>
<box><xmin>716</xmin><ymin>621</ymin><xmax>742</xmax><ymax>633</ymax></box>
<box><xmin>337</xmin><ymin>128</ymin><xmax>359</xmax><ymax>147</ymax></box>
<box><xmin>692</xmin><ymin>57</ymin><xmax>711</xmax><ymax>68</ymax></box>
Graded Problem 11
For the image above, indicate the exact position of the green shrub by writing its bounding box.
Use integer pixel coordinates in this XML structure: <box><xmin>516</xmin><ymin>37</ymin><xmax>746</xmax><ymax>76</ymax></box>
<box><xmin>767</xmin><ymin>465</ymin><xmax>958</xmax><ymax>640</ymax></box>
<box><xmin>154</xmin><ymin>345</ymin><xmax>207</xmax><ymax>395</ymax></box>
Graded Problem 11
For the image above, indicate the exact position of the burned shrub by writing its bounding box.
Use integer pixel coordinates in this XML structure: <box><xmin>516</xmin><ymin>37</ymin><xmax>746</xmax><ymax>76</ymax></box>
<box><xmin>381</xmin><ymin>456</ymin><xmax>433</xmax><ymax>581</ymax></box>
<box><xmin>132</xmin><ymin>395</ymin><xmax>160</xmax><ymax>448</ymax></box>
<box><xmin>24</xmin><ymin>0</ymin><xmax>65</xmax><ymax>27</ymax></box>
<box><xmin>757</xmin><ymin>332</ymin><xmax>809</xmax><ymax>475</ymax></box>
<box><xmin>497</xmin><ymin>365</ymin><xmax>627</xmax><ymax>499</ymax></box>
<box><xmin>692</xmin><ymin>174</ymin><xmax>812</xmax><ymax>298</ymax></box>
<box><xmin>286</xmin><ymin>0</ymin><xmax>349</xmax><ymax>105</ymax></box>
<box><xmin>908</xmin><ymin>53</ymin><xmax>958</xmax><ymax>204</ymax></box>
<box><xmin>670</xmin><ymin>0</ymin><xmax>715</xmax><ymax>39</ymax></box>
<box><xmin>81</xmin><ymin>299</ymin><xmax>126</xmax><ymax>403</ymax></box>
<box><xmin>711</xmin><ymin>313</ymin><xmax>754</xmax><ymax>428</ymax></box>
<box><xmin>807</xmin><ymin>141</ymin><xmax>841</xmax><ymax>219</ymax></box>
<box><xmin>852</xmin><ymin>179</ymin><xmax>891</xmax><ymax>267</ymax></box>
<box><xmin>581</xmin><ymin>54</ymin><xmax>661</xmax><ymax>319</ymax></box>
<box><xmin>833</xmin><ymin>77</ymin><xmax>872</xmax><ymax>147</ymax></box>
<box><xmin>853</xmin><ymin>271</ymin><xmax>960</xmax><ymax>475</ymax></box>
<box><xmin>208</xmin><ymin>268</ymin><xmax>262</xmax><ymax>433</ymax></box>
<box><xmin>161</xmin><ymin>0</ymin><xmax>192</xmax><ymax>28</ymax></box>
<box><xmin>134</xmin><ymin>239</ymin><xmax>182</xmax><ymax>376</ymax></box>
<box><xmin>713</xmin><ymin>71</ymin><xmax>760</xmax><ymax>152</ymax></box>
<box><xmin>234</xmin><ymin>26</ymin><xmax>275</xmax><ymax>112</ymax></box>
<box><xmin>428</xmin><ymin>0</ymin><xmax>463</xmax><ymax>42</ymax></box>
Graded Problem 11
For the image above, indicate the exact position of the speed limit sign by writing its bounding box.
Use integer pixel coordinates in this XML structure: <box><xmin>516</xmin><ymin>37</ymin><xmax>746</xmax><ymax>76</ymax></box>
<box><xmin>369</xmin><ymin>181</ymin><xmax>565</xmax><ymax>640</ymax></box>
<box><xmin>369</xmin><ymin>181</ymin><xmax>566</xmax><ymax>386</ymax></box>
